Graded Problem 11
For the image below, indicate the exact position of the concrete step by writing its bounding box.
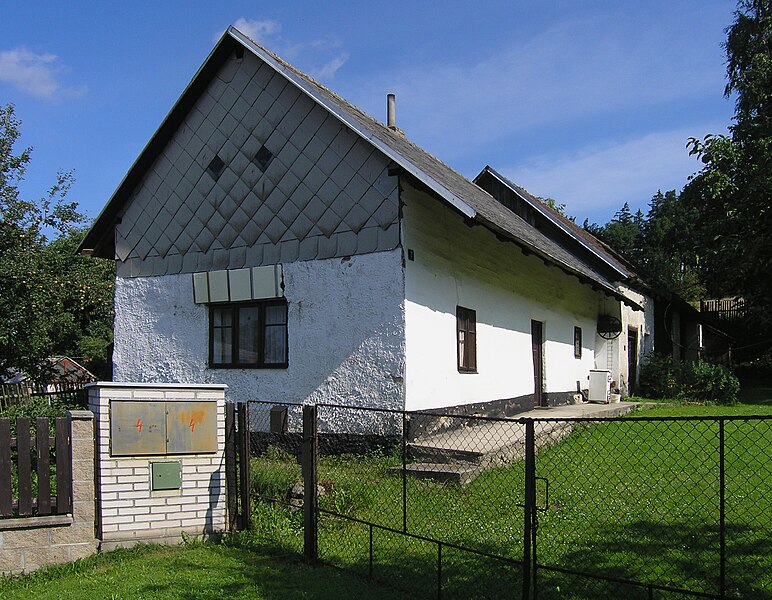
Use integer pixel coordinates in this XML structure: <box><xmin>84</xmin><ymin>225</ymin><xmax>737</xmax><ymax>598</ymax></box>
<box><xmin>391</xmin><ymin>463</ymin><xmax>483</xmax><ymax>485</ymax></box>
<box><xmin>407</xmin><ymin>444</ymin><xmax>485</xmax><ymax>465</ymax></box>
<box><xmin>398</xmin><ymin>402</ymin><xmax>642</xmax><ymax>486</ymax></box>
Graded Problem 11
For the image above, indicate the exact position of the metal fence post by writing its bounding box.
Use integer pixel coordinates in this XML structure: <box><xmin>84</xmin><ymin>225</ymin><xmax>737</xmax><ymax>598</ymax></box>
<box><xmin>225</xmin><ymin>403</ymin><xmax>238</xmax><ymax>531</ymax></box>
<box><xmin>522</xmin><ymin>418</ymin><xmax>535</xmax><ymax>600</ymax></box>
<box><xmin>402</xmin><ymin>411</ymin><xmax>408</xmax><ymax>533</ymax></box>
<box><xmin>303</xmin><ymin>404</ymin><xmax>318</xmax><ymax>562</ymax></box>
<box><xmin>237</xmin><ymin>403</ymin><xmax>251</xmax><ymax>530</ymax></box>
<box><xmin>719</xmin><ymin>418</ymin><xmax>725</xmax><ymax>598</ymax></box>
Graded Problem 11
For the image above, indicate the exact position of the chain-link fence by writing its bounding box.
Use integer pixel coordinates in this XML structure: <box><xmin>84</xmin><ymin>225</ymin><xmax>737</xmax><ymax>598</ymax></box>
<box><xmin>247</xmin><ymin>401</ymin><xmax>304</xmax><ymax>510</ymax></box>
<box><xmin>246</xmin><ymin>403</ymin><xmax>771</xmax><ymax>599</ymax></box>
<box><xmin>531</xmin><ymin>416</ymin><xmax>770</xmax><ymax>598</ymax></box>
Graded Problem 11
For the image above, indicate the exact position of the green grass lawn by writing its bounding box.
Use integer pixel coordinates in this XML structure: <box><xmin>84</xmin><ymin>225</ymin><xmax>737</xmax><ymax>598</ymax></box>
<box><xmin>250</xmin><ymin>399</ymin><xmax>771</xmax><ymax>599</ymax></box>
<box><xmin>0</xmin><ymin>542</ymin><xmax>410</xmax><ymax>600</ymax></box>
<box><xmin>5</xmin><ymin>399</ymin><xmax>765</xmax><ymax>599</ymax></box>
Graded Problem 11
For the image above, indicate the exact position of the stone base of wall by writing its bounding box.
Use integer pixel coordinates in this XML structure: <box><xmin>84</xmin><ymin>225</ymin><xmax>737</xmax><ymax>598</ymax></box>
<box><xmin>407</xmin><ymin>391</ymin><xmax>581</xmax><ymax>440</ymax></box>
<box><xmin>251</xmin><ymin>432</ymin><xmax>402</xmax><ymax>458</ymax></box>
<box><xmin>0</xmin><ymin>517</ymin><xmax>97</xmax><ymax>574</ymax></box>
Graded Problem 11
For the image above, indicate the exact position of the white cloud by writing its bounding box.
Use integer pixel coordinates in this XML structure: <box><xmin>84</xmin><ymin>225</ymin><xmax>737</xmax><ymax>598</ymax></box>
<box><xmin>0</xmin><ymin>47</ymin><xmax>70</xmax><ymax>97</ymax></box>
<box><xmin>499</xmin><ymin>127</ymin><xmax>723</xmax><ymax>221</ymax></box>
<box><xmin>228</xmin><ymin>18</ymin><xmax>280</xmax><ymax>43</ymax></box>
<box><xmin>351</xmin><ymin>15</ymin><xmax>724</xmax><ymax>154</ymax></box>
<box><xmin>313</xmin><ymin>53</ymin><xmax>349</xmax><ymax>80</ymax></box>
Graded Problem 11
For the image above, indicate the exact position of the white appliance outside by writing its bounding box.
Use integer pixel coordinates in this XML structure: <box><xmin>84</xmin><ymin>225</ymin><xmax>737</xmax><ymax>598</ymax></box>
<box><xmin>589</xmin><ymin>370</ymin><xmax>612</xmax><ymax>403</ymax></box>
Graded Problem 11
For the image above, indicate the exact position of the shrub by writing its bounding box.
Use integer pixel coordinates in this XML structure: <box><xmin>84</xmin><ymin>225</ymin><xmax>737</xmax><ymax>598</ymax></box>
<box><xmin>733</xmin><ymin>350</ymin><xmax>772</xmax><ymax>384</ymax></box>
<box><xmin>639</xmin><ymin>355</ymin><xmax>739</xmax><ymax>405</ymax></box>
<box><xmin>683</xmin><ymin>361</ymin><xmax>740</xmax><ymax>405</ymax></box>
<box><xmin>0</xmin><ymin>396</ymin><xmax>77</xmax><ymax>436</ymax></box>
<box><xmin>639</xmin><ymin>354</ymin><xmax>684</xmax><ymax>399</ymax></box>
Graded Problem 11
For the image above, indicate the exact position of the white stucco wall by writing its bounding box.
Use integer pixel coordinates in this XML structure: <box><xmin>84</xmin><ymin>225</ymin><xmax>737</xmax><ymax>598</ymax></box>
<box><xmin>113</xmin><ymin>250</ymin><xmax>406</xmax><ymax>414</ymax></box>
<box><xmin>620</xmin><ymin>286</ymin><xmax>653</xmax><ymax>394</ymax></box>
<box><xmin>401</xmin><ymin>185</ymin><xmax>600</xmax><ymax>411</ymax></box>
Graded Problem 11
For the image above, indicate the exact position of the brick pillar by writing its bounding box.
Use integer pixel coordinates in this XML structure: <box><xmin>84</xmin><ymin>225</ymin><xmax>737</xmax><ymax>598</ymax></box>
<box><xmin>46</xmin><ymin>411</ymin><xmax>98</xmax><ymax>561</ymax></box>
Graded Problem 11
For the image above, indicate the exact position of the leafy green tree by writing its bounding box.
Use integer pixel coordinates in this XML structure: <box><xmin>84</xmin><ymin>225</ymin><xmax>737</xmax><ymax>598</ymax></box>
<box><xmin>583</xmin><ymin>203</ymin><xmax>644</xmax><ymax>267</ymax></box>
<box><xmin>641</xmin><ymin>190</ymin><xmax>704</xmax><ymax>300</ymax></box>
<box><xmin>682</xmin><ymin>0</ymin><xmax>772</xmax><ymax>326</ymax></box>
<box><xmin>0</xmin><ymin>104</ymin><xmax>114</xmax><ymax>382</ymax></box>
<box><xmin>584</xmin><ymin>192</ymin><xmax>704</xmax><ymax>301</ymax></box>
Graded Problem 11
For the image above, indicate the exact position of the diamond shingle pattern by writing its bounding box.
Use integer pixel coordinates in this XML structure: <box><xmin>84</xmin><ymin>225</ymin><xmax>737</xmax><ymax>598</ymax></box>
<box><xmin>116</xmin><ymin>52</ymin><xmax>399</xmax><ymax>278</ymax></box>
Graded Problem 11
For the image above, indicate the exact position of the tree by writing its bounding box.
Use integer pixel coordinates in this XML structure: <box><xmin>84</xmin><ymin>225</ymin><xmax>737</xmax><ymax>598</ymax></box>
<box><xmin>583</xmin><ymin>202</ymin><xmax>644</xmax><ymax>268</ymax></box>
<box><xmin>682</xmin><ymin>0</ymin><xmax>772</xmax><ymax>329</ymax></box>
<box><xmin>0</xmin><ymin>104</ymin><xmax>114</xmax><ymax>382</ymax></box>
<box><xmin>640</xmin><ymin>191</ymin><xmax>704</xmax><ymax>300</ymax></box>
<box><xmin>583</xmin><ymin>192</ymin><xmax>703</xmax><ymax>301</ymax></box>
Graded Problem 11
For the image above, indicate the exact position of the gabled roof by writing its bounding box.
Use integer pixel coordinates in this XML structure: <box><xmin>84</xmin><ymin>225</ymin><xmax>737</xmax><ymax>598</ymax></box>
<box><xmin>79</xmin><ymin>27</ymin><xmax>639</xmax><ymax>308</ymax></box>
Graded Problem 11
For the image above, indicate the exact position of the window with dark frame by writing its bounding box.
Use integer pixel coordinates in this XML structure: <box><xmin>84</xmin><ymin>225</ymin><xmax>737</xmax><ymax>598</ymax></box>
<box><xmin>456</xmin><ymin>306</ymin><xmax>477</xmax><ymax>373</ymax></box>
<box><xmin>209</xmin><ymin>300</ymin><xmax>288</xmax><ymax>368</ymax></box>
<box><xmin>574</xmin><ymin>326</ymin><xmax>582</xmax><ymax>359</ymax></box>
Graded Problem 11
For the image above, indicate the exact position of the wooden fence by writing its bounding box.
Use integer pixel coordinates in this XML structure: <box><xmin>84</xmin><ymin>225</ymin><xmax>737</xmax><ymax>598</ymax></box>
<box><xmin>0</xmin><ymin>417</ymin><xmax>72</xmax><ymax>518</ymax></box>
<box><xmin>0</xmin><ymin>384</ymin><xmax>87</xmax><ymax>411</ymax></box>
<box><xmin>700</xmin><ymin>298</ymin><xmax>746</xmax><ymax>322</ymax></box>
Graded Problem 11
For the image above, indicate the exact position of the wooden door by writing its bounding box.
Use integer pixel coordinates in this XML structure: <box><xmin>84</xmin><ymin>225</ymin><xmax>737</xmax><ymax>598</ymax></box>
<box><xmin>531</xmin><ymin>320</ymin><xmax>544</xmax><ymax>407</ymax></box>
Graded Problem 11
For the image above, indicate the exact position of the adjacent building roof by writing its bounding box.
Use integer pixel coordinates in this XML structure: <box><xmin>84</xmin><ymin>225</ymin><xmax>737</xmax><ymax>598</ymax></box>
<box><xmin>79</xmin><ymin>26</ymin><xmax>638</xmax><ymax>308</ymax></box>
<box><xmin>474</xmin><ymin>166</ymin><xmax>634</xmax><ymax>280</ymax></box>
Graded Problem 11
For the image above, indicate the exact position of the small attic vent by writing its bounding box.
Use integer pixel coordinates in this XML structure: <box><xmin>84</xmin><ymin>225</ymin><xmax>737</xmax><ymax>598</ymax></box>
<box><xmin>207</xmin><ymin>155</ymin><xmax>226</xmax><ymax>181</ymax></box>
<box><xmin>254</xmin><ymin>145</ymin><xmax>273</xmax><ymax>172</ymax></box>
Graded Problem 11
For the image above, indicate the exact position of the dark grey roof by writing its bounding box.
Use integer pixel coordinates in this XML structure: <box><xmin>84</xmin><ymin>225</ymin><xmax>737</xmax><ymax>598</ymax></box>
<box><xmin>80</xmin><ymin>27</ymin><xmax>638</xmax><ymax>308</ymax></box>
<box><xmin>475</xmin><ymin>166</ymin><xmax>633</xmax><ymax>278</ymax></box>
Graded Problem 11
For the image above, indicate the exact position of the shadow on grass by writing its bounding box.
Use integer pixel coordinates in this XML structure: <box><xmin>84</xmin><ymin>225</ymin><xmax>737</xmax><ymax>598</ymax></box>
<box><xmin>136</xmin><ymin>541</ymin><xmax>409</xmax><ymax>600</ymax></box>
<box><xmin>738</xmin><ymin>384</ymin><xmax>772</xmax><ymax>406</ymax></box>
<box><xmin>537</xmin><ymin>519</ymin><xmax>771</xmax><ymax>599</ymax></box>
<box><xmin>311</xmin><ymin>516</ymin><xmax>771</xmax><ymax>600</ymax></box>
<box><xmin>319</xmin><ymin>530</ymin><xmax>525</xmax><ymax>600</ymax></box>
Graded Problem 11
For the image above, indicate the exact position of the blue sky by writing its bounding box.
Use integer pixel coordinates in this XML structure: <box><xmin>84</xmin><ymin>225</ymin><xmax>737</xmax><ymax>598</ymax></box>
<box><xmin>3</xmin><ymin>1</ymin><xmax>737</xmax><ymax>226</ymax></box>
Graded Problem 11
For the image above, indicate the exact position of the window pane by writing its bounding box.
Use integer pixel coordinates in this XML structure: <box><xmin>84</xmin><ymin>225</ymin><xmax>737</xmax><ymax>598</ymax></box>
<box><xmin>213</xmin><ymin>309</ymin><xmax>231</xmax><ymax>328</ymax></box>
<box><xmin>212</xmin><ymin>308</ymin><xmax>232</xmax><ymax>364</ymax></box>
<box><xmin>264</xmin><ymin>325</ymin><xmax>287</xmax><ymax>364</ymax></box>
<box><xmin>264</xmin><ymin>304</ymin><xmax>287</xmax><ymax>326</ymax></box>
<box><xmin>238</xmin><ymin>306</ymin><xmax>260</xmax><ymax>364</ymax></box>
<box><xmin>456</xmin><ymin>306</ymin><xmax>476</xmax><ymax>372</ymax></box>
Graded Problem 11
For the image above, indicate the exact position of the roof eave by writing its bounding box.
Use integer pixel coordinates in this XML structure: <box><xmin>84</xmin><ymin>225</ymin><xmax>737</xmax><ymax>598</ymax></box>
<box><xmin>78</xmin><ymin>30</ymin><xmax>241</xmax><ymax>257</ymax></box>
<box><xmin>474</xmin><ymin>215</ymin><xmax>642</xmax><ymax>311</ymax></box>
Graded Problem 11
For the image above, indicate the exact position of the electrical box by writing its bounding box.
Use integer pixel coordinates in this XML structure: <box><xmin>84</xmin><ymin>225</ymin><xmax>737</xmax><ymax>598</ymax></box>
<box><xmin>151</xmin><ymin>461</ymin><xmax>181</xmax><ymax>491</ymax></box>
<box><xmin>110</xmin><ymin>400</ymin><xmax>217</xmax><ymax>456</ymax></box>
<box><xmin>110</xmin><ymin>401</ymin><xmax>167</xmax><ymax>456</ymax></box>
<box><xmin>166</xmin><ymin>401</ymin><xmax>218</xmax><ymax>454</ymax></box>
<box><xmin>588</xmin><ymin>370</ymin><xmax>612</xmax><ymax>403</ymax></box>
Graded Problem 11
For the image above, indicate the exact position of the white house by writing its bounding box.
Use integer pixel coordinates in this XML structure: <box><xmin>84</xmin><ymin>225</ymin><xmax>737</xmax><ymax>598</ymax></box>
<box><xmin>80</xmin><ymin>27</ymin><xmax>650</xmax><ymax>415</ymax></box>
